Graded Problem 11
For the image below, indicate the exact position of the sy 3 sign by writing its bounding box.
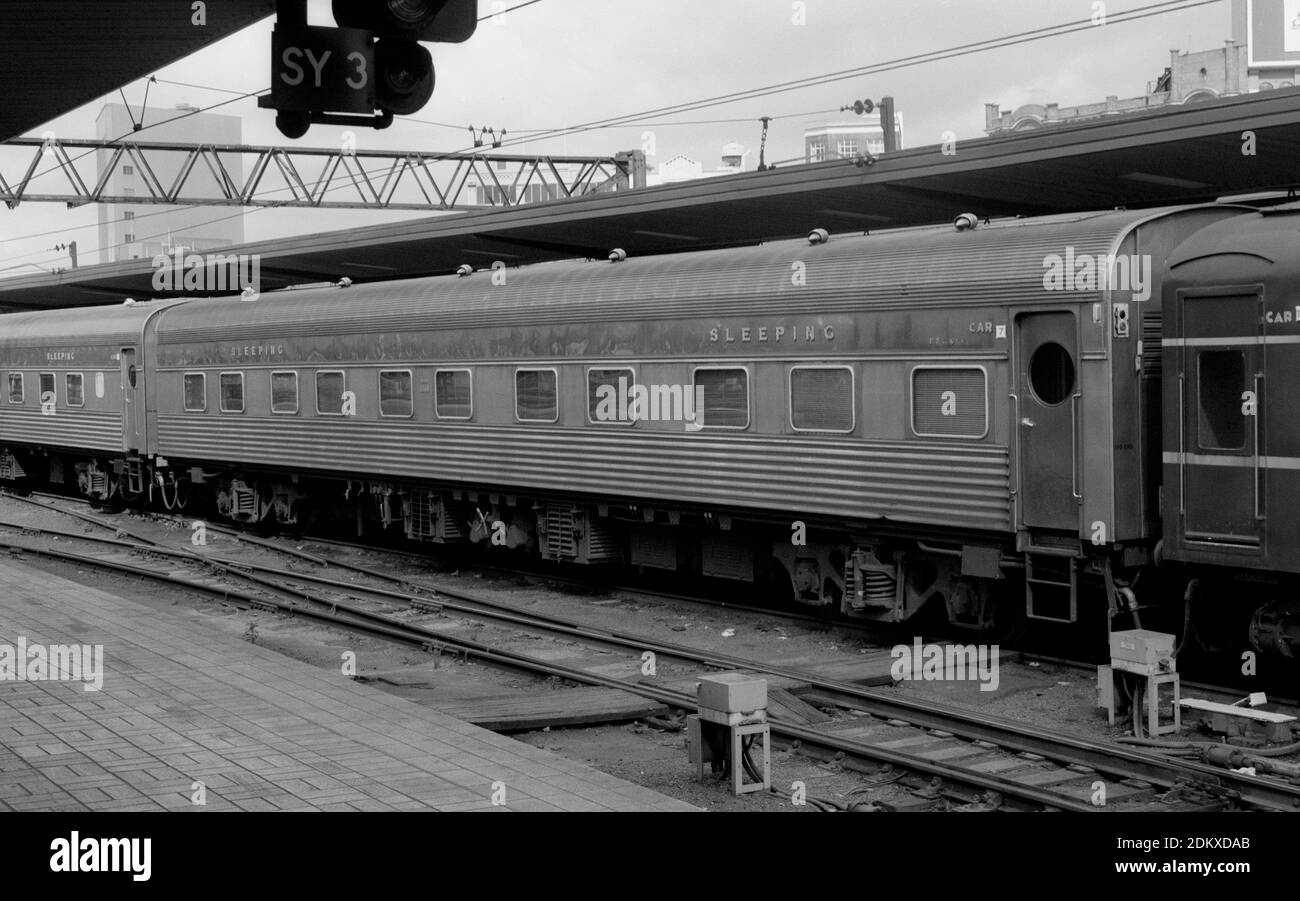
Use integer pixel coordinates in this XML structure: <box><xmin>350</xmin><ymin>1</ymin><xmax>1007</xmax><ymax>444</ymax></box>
<box><xmin>268</xmin><ymin>25</ymin><xmax>376</xmax><ymax>114</ymax></box>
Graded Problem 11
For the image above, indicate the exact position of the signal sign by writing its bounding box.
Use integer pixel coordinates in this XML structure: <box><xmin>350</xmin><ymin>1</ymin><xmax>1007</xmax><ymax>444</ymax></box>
<box><xmin>268</xmin><ymin>25</ymin><xmax>375</xmax><ymax>115</ymax></box>
<box><xmin>260</xmin><ymin>0</ymin><xmax>479</xmax><ymax>139</ymax></box>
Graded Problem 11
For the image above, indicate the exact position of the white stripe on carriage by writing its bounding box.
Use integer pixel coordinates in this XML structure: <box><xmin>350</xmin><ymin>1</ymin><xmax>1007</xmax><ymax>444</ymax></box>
<box><xmin>1163</xmin><ymin>335</ymin><xmax>1300</xmax><ymax>347</ymax></box>
<box><xmin>1163</xmin><ymin>452</ymin><xmax>1300</xmax><ymax>470</ymax></box>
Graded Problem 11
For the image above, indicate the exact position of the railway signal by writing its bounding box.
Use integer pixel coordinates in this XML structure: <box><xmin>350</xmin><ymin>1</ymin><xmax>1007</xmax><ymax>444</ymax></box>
<box><xmin>879</xmin><ymin>96</ymin><xmax>898</xmax><ymax>153</ymax></box>
<box><xmin>53</xmin><ymin>241</ymin><xmax>77</xmax><ymax>269</ymax></box>
<box><xmin>840</xmin><ymin>96</ymin><xmax>900</xmax><ymax>154</ymax></box>
<box><xmin>260</xmin><ymin>0</ymin><xmax>479</xmax><ymax>139</ymax></box>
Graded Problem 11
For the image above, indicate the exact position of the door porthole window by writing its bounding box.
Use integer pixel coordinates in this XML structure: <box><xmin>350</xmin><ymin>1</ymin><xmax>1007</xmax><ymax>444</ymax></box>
<box><xmin>1029</xmin><ymin>342</ymin><xmax>1075</xmax><ymax>406</ymax></box>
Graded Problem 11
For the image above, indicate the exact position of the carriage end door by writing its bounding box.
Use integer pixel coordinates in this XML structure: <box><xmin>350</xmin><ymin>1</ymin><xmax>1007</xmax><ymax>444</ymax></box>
<box><xmin>1016</xmin><ymin>312</ymin><xmax>1081</xmax><ymax>532</ymax></box>
<box><xmin>1178</xmin><ymin>292</ymin><xmax>1264</xmax><ymax>548</ymax></box>
<box><xmin>120</xmin><ymin>347</ymin><xmax>144</xmax><ymax>454</ymax></box>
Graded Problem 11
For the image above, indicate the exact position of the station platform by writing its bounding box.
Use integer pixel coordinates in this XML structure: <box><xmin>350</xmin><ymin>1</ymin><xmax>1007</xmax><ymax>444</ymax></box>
<box><xmin>0</xmin><ymin>558</ymin><xmax>695</xmax><ymax>812</ymax></box>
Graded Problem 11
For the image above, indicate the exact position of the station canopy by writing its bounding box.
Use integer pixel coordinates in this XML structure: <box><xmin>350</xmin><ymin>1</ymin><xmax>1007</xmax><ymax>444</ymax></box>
<box><xmin>0</xmin><ymin>1</ymin><xmax>276</xmax><ymax>145</ymax></box>
<box><xmin>3</xmin><ymin>45</ymin><xmax>1300</xmax><ymax>310</ymax></box>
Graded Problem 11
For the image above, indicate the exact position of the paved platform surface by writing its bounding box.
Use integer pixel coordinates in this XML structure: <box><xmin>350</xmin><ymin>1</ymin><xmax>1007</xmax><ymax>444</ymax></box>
<box><xmin>0</xmin><ymin>559</ymin><xmax>695</xmax><ymax>812</ymax></box>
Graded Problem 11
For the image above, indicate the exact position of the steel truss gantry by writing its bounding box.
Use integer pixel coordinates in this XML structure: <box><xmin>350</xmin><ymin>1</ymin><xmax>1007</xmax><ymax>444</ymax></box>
<box><xmin>0</xmin><ymin>137</ymin><xmax>645</xmax><ymax>210</ymax></box>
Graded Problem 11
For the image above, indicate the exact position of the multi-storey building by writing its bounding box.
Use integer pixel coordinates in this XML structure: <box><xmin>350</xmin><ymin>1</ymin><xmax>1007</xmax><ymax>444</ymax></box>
<box><xmin>95</xmin><ymin>103</ymin><xmax>244</xmax><ymax>264</ymax></box>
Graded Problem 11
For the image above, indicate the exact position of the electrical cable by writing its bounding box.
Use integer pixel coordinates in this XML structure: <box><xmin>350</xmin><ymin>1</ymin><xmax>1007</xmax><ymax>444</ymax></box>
<box><xmin>2</xmin><ymin>0</ymin><xmax>1222</xmax><ymax>269</ymax></box>
<box><xmin>465</xmin><ymin>0</ymin><xmax>1224</xmax><ymax>156</ymax></box>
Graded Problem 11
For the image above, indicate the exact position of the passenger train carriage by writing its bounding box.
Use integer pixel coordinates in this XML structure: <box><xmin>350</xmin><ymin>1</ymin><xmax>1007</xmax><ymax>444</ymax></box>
<box><xmin>2</xmin><ymin>202</ymin><xmax>1298</xmax><ymax>657</ymax></box>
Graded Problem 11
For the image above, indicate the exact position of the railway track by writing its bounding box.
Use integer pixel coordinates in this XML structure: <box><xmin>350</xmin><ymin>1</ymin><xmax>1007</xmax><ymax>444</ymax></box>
<box><xmin>301</xmin><ymin>527</ymin><xmax>1300</xmax><ymax>709</ymax></box>
<box><xmin>3</xmin><ymin>490</ymin><xmax>1299</xmax><ymax>812</ymax></box>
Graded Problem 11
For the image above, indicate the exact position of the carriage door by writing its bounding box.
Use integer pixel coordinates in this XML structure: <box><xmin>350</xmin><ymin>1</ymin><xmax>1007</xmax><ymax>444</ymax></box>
<box><xmin>1178</xmin><ymin>292</ymin><xmax>1263</xmax><ymax>547</ymax></box>
<box><xmin>120</xmin><ymin>347</ymin><xmax>144</xmax><ymax>453</ymax></box>
<box><xmin>1016</xmin><ymin>312</ymin><xmax>1080</xmax><ymax>531</ymax></box>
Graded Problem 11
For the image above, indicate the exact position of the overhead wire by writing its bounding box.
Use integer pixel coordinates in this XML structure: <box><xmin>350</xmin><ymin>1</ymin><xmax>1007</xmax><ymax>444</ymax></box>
<box><xmin>452</xmin><ymin>0</ymin><xmax>1224</xmax><ymax>155</ymax></box>
<box><xmin>1</xmin><ymin>0</ymin><xmax>1223</xmax><ymax>270</ymax></box>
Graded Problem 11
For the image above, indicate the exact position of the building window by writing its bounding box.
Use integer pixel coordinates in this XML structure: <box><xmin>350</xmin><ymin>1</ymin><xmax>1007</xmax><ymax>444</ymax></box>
<box><xmin>123</xmin><ymin>165</ymin><xmax>134</xmax><ymax>175</ymax></box>
<box><xmin>183</xmin><ymin>373</ymin><xmax>205</xmax><ymax>412</ymax></box>
<box><xmin>219</xmin><ymin>372</ymin><xmax>244</xmax><ymax>413</ymax></box>
<box><xmin>837</xmin><ymin>140</ymin><xmax>858</xmax><ymax>158</ymax></box>
<box><xmin>587</xmin><ymin>368</ymin><xmax>635</xmax><ymax>424</ymax></box>
<box><xmin>271</xmin><ymin>371</ymin><xmax>298</xmax><ymax>415</ymax></box>
<box><xmin>123</xmin><ymin>211</ymin><xmax>134</xmax><ymax>221</ymax></box>
<box><xmin>809</xmin><ymin>142</ymin><xmax>826</xmax><ymax>162</ymax></box>
<box><xmin>123</xmin><ymin>233</ymin><xmax>135</xmax><ymax>243</ymax></box>
<box><xmin>123</xmin><ymin>187</ymin><xmax>134</xmax><ymax>196</ymax></box>
<box><xmin>316</xmin><ymin>371</ymin><xmax>346</xmax><ymax>415</ymax></box>
<box><xmin>38</xmin><ymin>373</ymin><xmax>55</xmax><ymax>407</ymax></box>
<box><xmin>515</xmin><ymin>368</ymin><xmax>558</xmax><ymax>423</ymax></box>
<box><xmin>65</xmin><ymin>373</ymin><xmax>84</xmax><ymax>407</ymax></box>
<box><xmin>911</xmin><ymin>367</ymin><xmax>988</xmax><ymax>439</ymax></box>
<box><xmin>790</xmin><ymin>366</ymin><xmax>854</xmax><ymax>433</ymax></box>
<box><xmin>435</xmin><ymin>369</ymin><xmax>472</xmax><ymax>419</ymax></box>
<box><xmin>1197</xmin><ymin>350</ymin><xmax>1246</xmax><ymax>452</ymax></box>
<box><xmin>7</xmin><ymin>372</ymin><xmax>22</xmax><ymax>404</ymax></box>
<box><xmin>693</xmin><ymin>367</ymin><xmax>749</xmax><ymax>429</ymax></box>
<box><xmin>379</xmin><ymin>370</ymin><xmax>413</xmax><ymax>418</ymax></box>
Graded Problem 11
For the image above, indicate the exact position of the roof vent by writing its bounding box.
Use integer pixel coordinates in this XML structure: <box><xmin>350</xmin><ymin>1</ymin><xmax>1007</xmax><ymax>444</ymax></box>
<box><xmin>335</xmin><ymin>277</ymin><xmax>353</xmax><ymax>288</ymax></box>
<box><xmin>456</xmin><ymin>264</ymin><xmax>473</xmax><ymax>277</ymax></box>
<box><xmin>807</xmin><ymin>228</ymin><xmax>829</xmax><ymax>245</ymax></box>
<box><xmin>122</xmin><ymin>298</ymin><xmax>136</xmax><ymax>305</ymax></box>
<box><xmin>608</xmin><ymin>248</ymin><xmax>628</xmax><ymax>263</ymax></box>
<box><xmin>954</xmin><ymin>213</ymin><xmax>979</xmax><ymax>232</ymax></box>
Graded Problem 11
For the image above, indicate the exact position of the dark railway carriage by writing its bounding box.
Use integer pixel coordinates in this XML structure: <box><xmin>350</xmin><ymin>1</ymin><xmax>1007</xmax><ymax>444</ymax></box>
<box><xmin>125</xmin><ymin>205</ymin><xmax>1240</xmax><ymax>631</ymax></box>
<box><xmin>0</xmin><ymin>302</ymin><xmax>182</xmax><ymax>498</ymax></box>
<box><xmin>1161</xmin><ymin>205</ymin><xmax>1300</xmax><ymax>657</ymax></box>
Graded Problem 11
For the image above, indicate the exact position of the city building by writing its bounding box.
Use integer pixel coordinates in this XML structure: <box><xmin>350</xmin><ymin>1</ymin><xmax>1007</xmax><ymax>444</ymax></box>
<box><xmin>803</xmin><ymin>110</ymin><xmax>904</xmax><ymax>163</ymax></box>
<box><xmin>646</xmin><ymin>143</ymin><xmax>752</xmax><ymax>186</ymax></box>
<box><xmin>985</xmin><ymin>1</ymin><xmax>1300</xmax><ymax>135</ymax></box>
<box><xmin>95</xmin><ymin>103</ymin><xmax>244</xmax><ymax>264</ymax></box>
<box><xmin>467</xmin><ymin>157</ymin><xmax>598</xmax><ymax>205</ymax></box>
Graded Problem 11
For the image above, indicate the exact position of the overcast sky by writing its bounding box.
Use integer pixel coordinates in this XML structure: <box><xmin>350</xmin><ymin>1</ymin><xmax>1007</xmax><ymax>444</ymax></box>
<box><xmin>0</xmin><ymin>0</ymin><xmax>1232</xmax><ymax>271</ymax></box>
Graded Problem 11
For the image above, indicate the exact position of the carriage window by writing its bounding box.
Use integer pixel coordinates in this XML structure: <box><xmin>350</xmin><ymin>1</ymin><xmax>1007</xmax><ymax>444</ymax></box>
<box><xmin>1029</xmin><ymin>342</ymin><xmax>1075</xmax><ymax>406</ymax></box>
<box><xmin>588</xmin><ymin>368</ymin><xmax>635</xmax><ymax>424</ymax></box>
<box><xmin>516</xmin><ymin>369</ymin><xmax>558</xmax><ymax>422</ymax></box>
<box><xmin>379</xmin><ymin>370</ymin><xmax>413</xmax><ymax>418</ymax></box>
<box><xmin>694</xmin><ymin>368</ymin><xmax>749</xmax><ymax>429</ymax></box>
<box><xmin>912</xmin><ymin>367</ymin><xmax>988</xmax><ymax>439</ymax></box>
<box><xmin>183</xmin><ymin>373</ymin><xmax>205</xmax><ymax>412</ymax></box>
<box><xmin>271</xmin><ymin>371</ymin><xmax>298</xmax><ymax>415</ymax></box>
<box><xmin>219</xmin><ymin>372</ymin><xmax>244</xmax><ymax>413</ymax></box>
<box><xmin>316</xmin><ymin>370</ymin><xmax>346</xmax><ymax>415</ymax></box>
<box><xmin>790</xmin><ymin>367</ymin><xmax>854</xmax><ymax>432</ymax></box>
<box><xmin>7</xmin><ymin>373</ymin><xmax>22</xmax><ymax>404</ymax></box>
<box><xmin>435</xmin><ymin>369</ymin><xmax>472</xmax><ymax>420</ymax></box>
<box><xmin>65</xmin><ymin>373</ymin><xmax>84</xmax><ymax>407</ymax></box>
<box><xmin>39</xmin><ymin>373</ymin><xmax>55</xmax><ymax>407</ymax></box>
<box><xmin>1197</xmin><ymin>350</ymin><xmax>1246</xmax><ymax>451</ymax></box>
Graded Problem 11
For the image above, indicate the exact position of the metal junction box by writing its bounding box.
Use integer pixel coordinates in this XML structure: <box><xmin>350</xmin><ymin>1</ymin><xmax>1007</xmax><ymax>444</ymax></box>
<box><xmin>1109</xmin><ymin>629</ymin><xmax>1175</xmax><ymax>676</ymax></box>
<box><xmin>697</xmin><ymin>673</ymin><xmax>767</xmax><ymax>717</ymax></box>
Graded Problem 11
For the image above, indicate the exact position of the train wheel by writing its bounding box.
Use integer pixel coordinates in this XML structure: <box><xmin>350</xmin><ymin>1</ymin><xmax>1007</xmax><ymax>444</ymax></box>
<box><xmin>982</xmin><ymin>583</ymin><xmax>1027</xmax><ymax>647</ymax></box>
<box><xmin>288</xmin><ymin>499</ymin><xmax>319</xmax><ymax>540</ymax></box>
